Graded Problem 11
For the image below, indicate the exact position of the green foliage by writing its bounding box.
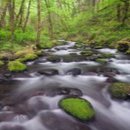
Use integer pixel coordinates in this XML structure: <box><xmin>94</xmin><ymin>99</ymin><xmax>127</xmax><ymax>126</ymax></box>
<box><xmin>59</xmin><ymin>97</ymin><xmax>95</xmax><ymax>121</ymax></box>
<box><xmin>0</xmin><ymin>29</ymin><xmax>11</xmax><ymax>40</ymax></box>
<box><xmin>8</xmin><ymin>60</ymin><xmax>27</xmax><ymax>72</ymax></box>
<box><xmin>14</xmin><ymin>29</ymin><xmax>36</xmax><ymax>43</ymax></box>
<box><xmin>109</xmin><ymin>82</ymin><xmax>130</xmax><ymax>99</ymax></box>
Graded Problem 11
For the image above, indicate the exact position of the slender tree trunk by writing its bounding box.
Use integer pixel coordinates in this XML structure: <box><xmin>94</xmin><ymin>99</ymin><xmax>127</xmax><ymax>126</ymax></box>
<box><xmin>44</xmin><ymin>0</ymin><xmax>53</xmax><ymax>39</ymax></box>
<box><xmin>117</xmin><ymin>3</ymin><xmax>121</xmax><ymax>22</ymax></box>
<box><xmin>23</xmin><ymin>0</ymin><xmax>32</xmax><ymax>32</ymax></box>
<box><xmin>8</xmin><ymin>0</ymin><xmax>15</xmax><ymax>40</ymax></box>
<box><xmin>16</xmin><ymin>0</ymin><xmax>25</xmax><ymax>27</ymax></box>
<box><xmin>0</xmin><ymin>1</ymin><xmax>9</xmax><ymax>27</ymax></box>
<box><xmin>36</xmin><ymin>0</ymin><xmax>41</xmax><ymax>45</ymax></box>
<box><xmin>122</xmin><ymin>0</ymin><xmax>129</xmax><ymax>25</ymax></box>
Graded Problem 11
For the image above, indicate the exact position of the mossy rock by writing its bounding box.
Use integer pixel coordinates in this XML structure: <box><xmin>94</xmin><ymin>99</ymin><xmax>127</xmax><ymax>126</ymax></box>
<box><xmin>109</xmin><ymin>82</ymin><xmax>130</xmax><ymax>99</ymax></box>
<box><xmin>21</xmin><ymin>53</ymin><xmax>38</xmax><ymax>62</ymax></box>
<box><xmin>100</xmin><ymin>53</ymin><xmax>113</xmax><ymax>58</ymax></box>
<box><xmin>59</xmin><ymin>97</ymin><xmax>95</xmax><ymax>121</ymax></box>
<box><xmin>47</xmin><ymin>55</ymin><xmax>61</xmax><ymax>62</ymax></box>
<box><xmin>0</xmin><ymin>60</ymin><xmax>4</xmax><ymax>67</ymax></box>
<box><xmin>117</xmin><ymin>41</ymin><xmax>129</xmax><ymax>52</ymax></box>
<box><xmin>8</xmin><ymin>60</ymin><xmax>27</xmax><ymax>72</ymax></box>
<box><xmin>126</xmin><ymin>49</ymin><xmax>130</xmax><ymax>55</ymax></box>
<box><xmin>96</xmin><ymin>58</ymin><xmax>107</xmax><ymax>64</ymax></box>
<box><xmin>80</xmin><ymin>50</ymin><xmax>93</xmax><ymax>57</ymax></box>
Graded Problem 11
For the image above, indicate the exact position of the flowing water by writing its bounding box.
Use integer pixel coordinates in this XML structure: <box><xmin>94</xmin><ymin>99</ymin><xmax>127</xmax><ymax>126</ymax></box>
<box><xmin>0</xmin><ymin>41</ymin><xmax>130</xmax><ymax>130</ymax></box>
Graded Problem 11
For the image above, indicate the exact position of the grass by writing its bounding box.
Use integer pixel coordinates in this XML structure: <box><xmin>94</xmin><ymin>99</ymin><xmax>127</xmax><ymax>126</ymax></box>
<box><xmin>59</xmin><ymin>97</ymin><xmax>95</xmax><ymax>121</ymax></box>
<box><xmin>8</xmin><ymin>60</ymin><xmax>27</xmax><ymax>72</ymax></box>
<box><xmin>109</xmin><ymin>82</ymin><xmax>130</xmax><ymax>99</ymax></box>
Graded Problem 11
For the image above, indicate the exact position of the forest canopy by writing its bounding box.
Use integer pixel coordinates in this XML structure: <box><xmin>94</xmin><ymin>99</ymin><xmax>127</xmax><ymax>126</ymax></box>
<box><xmin>0</xmin><ymin>0</ymin><xmax>130</xmax><ymax>51</ymax></box>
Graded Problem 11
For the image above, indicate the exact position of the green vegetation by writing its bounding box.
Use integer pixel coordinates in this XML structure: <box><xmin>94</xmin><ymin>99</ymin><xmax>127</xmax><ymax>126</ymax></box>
<box><xmin>0</xmin><ymin>0</ymin><xmax>130</xmax><ymax>72</ymax></box>
<box><xmin>59</xmin><ymin>97</ymin><xmax>95</xmax><ymax>121</ymax></box>
<box><xmin>8</xmin><ymin>60</ymin><xmax>27</xmax><ymax>72</ymax></box>
<box><xmin>0</xmin><ymin>60</ymin><xmax>4</xmax><ymax>67</ymax></box>
<box><xmin>109</xmin><ymin>82</ymin><xmax>130</xmax><ymax>99</ymax></box>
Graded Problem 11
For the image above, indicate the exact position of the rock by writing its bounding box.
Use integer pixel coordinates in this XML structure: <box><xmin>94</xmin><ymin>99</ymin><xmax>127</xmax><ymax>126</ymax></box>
<box><xmin>47</xmin><ymin>55</ymin><xmax>61</xmax><ymax>62</ymax></box>
<box><xmin>39</xmin><ymin>111</ymin><xmax>91</xmax><ymax>130</ymax></box>
<box><xmin>38</xmin><ymin>69</ymin><xmax>59</xmax><ymax>76</ymax></box>
<box><xmin>59</xmin><ymin>97</ymin><xmax>95</xmax><ymax>121</ymax></box>
<box><xmin>66</xmin><ymin>68</ymin><xmax>81</xmax><ymax>76</ymax></box>
<box><xmin>45</xmin><ymin>88</ymin><xmax>83</xmax><ymax>97</ymax></box>
<box><xmin>117</xmin><ymin>41</ymin><xmax>129</xmax><ymax>52</ymax></box>
<box><xmin>4</xmin><ymin>73</ymin><xmax>12</xmax><ymax>79</ymax></box>
<box><xmin>8</xmin><ymin>60</ymin><xmax>27</xmax><ymax>72</ymax></box>
<box><xmin>109</xmin><ymin>82</ymin><xmax>130</xmax><ymax>99</ymax></box>
<box><xmin>126</xmin><ymin>94</ymin><xmax>130</xmax><ymax>100</ymax></box>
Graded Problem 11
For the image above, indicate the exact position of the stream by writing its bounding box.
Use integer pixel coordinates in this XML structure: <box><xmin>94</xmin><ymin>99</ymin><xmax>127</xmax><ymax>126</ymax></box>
<box><xmin>0</xmin><ymin>41</ymin><xmax>130</xmax><ymax>130</ymax></box>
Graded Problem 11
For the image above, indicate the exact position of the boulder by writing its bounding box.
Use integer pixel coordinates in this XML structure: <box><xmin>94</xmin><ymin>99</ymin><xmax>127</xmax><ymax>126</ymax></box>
<box><xmin>66</xmin><ymin>68</ymin><xmax>81</xmax><ymax>76</ymax></box>
<box><xmin>38</xmin><ymin>69</ymin><xmax>59</xmax><ymax>76</ymax></box>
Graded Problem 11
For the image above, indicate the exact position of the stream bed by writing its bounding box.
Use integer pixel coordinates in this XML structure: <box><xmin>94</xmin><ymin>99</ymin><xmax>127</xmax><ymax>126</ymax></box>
<box><xmin>0</xmin><ymin>41</ymin><xmax>130</xmax><ymax>130</ymax></box>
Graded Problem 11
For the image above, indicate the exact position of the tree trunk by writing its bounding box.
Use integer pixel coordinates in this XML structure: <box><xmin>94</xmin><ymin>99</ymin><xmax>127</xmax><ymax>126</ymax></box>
<box><xmin>16</xmin><ymin>0</ymin><xmax>25</xmax><ymax>27</ymax></box>
<box><xmin>122</xmin><ymin>0</ymin><xmax>129</xmax><ymax>25</ymax></box>
<box><xmin>8</xmin><ymin>0</ymin><xmax>15</xmax><ymax>40</ymax></box>
<box><xmin>0</xmin><ymin>1</ymin><xmax>9</xmax><ymax>27</ymax></box>
<box><xmin>44</xmin><ymin>0</ymin><xmax>53</xmax><ymax>39</ymax></box>
<box><xmin>36</xmin><ymin>0</ymin><xmax>41</xmax><ymax>45</ymax></box>
<box><xmin>23</xmin><ymin>0</ymin><xmax>32</xmax><ymax>32</ymax></box>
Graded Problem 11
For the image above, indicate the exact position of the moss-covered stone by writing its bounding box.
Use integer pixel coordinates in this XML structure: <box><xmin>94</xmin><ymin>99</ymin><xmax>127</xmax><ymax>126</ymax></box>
<box><xmin>0</xmin><ymin>60</ymin><xmax>4</xmax><ymax>67</ymax></box>
<box><xmin>80</xmin><ymin>50</ymin><xmax>93</xmax><ymax>57</ymax></box>
<box><xmin>8</xmin><ymin>60</ymin><xmax>27</xmax><ymax>72</ymax></box>
<box><xmin>109</xmin><ymin>82</ymin><xmax>130</xmax><ymax>99</ymax></box>
<box><xmin>117</xmin><ymin>41</ymin><xmax>130</xmax><ymax>52</ymax></box>
<box><xmin>47</xmin><ymin>55</ymin><xmax>61</xmax><ymax>62</ymax></box>
<box><xmin>96</xmin><ymin>58</ymin><xmax>107</xmax><ymax>64</ymax></box>
<box><xmin>21</xmin><ymin>53</ymin><xmax>38</xmax><ymax>62</ymax></box>
<box><xmin>100</xmin><ymin>53</ymin><xmax>113</xmax><ymax>58</ymax></box>
<box><xmin>59</xmin><ymin>97</ymin><xmax>95</xmax><ymax>121</ymax></box>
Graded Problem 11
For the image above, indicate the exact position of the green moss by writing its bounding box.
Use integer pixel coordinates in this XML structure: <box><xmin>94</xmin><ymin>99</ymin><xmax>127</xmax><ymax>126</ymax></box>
<box><xmin>59</xmin><ymin>97</ymin><xmax>95</xmax><ymax>121</ymax></box>
<box><xmin>100</xmin><ymin>53</ymin><xmax>113</xmax><ymax>58</ymax></box>
<box><xmin>8</xmin><ymin>60</ymin><xmax>27</xmax><ymax>72</ymax></box>
<box><xmin>109</xmin><ymin>82</ymin><xmax>130</xmax><ymax>99</ymax></box>
<box><xmin>0</xmin><ymin>61</ymin><xmax>4</xmax><ymax>67</ymax></box>
<box><xmin>80</xmin><ymin>50</ymin><xmax>93</xmax><ymax>57</ymax></box>
<box><xmin>21</xmin><ymin>53</ymin><xmax>38</xmax><ymax>62</ymax></box>
<box><xmin>96</xmin><ymin>58</ymin><xmax>107</xmax><ymax>64</ymax></box>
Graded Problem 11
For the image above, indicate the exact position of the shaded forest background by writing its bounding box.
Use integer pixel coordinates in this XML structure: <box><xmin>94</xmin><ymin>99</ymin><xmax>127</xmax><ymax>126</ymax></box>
<box><xmin>0</xmin><ymin>0</ymin><xmax>130</xmax><ymax>51</ymax></box>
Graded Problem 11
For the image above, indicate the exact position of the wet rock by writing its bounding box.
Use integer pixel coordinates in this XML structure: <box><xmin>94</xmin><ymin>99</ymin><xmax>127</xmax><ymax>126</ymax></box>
<box><xmin>117</xmin><ymin>41</ymin><xmax>129</xmax><ymax>52</ymax></box>
<box><xmin>4</xmin><ymin>73</ymin><xmax>12</xmax><ymax>79</ymax></box>
<box><xmin>59</xmin><ymin>97</ymin><xmax>95</xmax><ymax>121</ymax></box>
<box><xmin>38</xmin><ymin>69</ymin><xmax>59</xmax><ymax>76</ymax></box>
<box><xmin>45</xmin><ymin>88</ymin><xmax>83</xmax><ymax>97</ymax></box>
<box><xmin>126</xmin><ymin>94</ymin><xmax>130</xmax><ymax>100</ymax></box>
<box><xmin>39</xmin><ymin>111</ymin><xmax>91</xmax><ymax>130</ymax></box>
<box><xmin>47</xmin><ymin>55</ymin><xmax>61</xmax><ymax>62</ymax></box>
<box><xmin>66</xmin><ymin>68</ymin><xmax>81</xmax><ymax>76</ymax></box>
<box><xmin>0</xmin><ymin>124</ymin><xmax>25</xmax><ymax>130</ymax></box>
<box><xmin>109</xmin><ymin>82</ymin><xmax>130</xmax><ymax>99</ymax></box>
